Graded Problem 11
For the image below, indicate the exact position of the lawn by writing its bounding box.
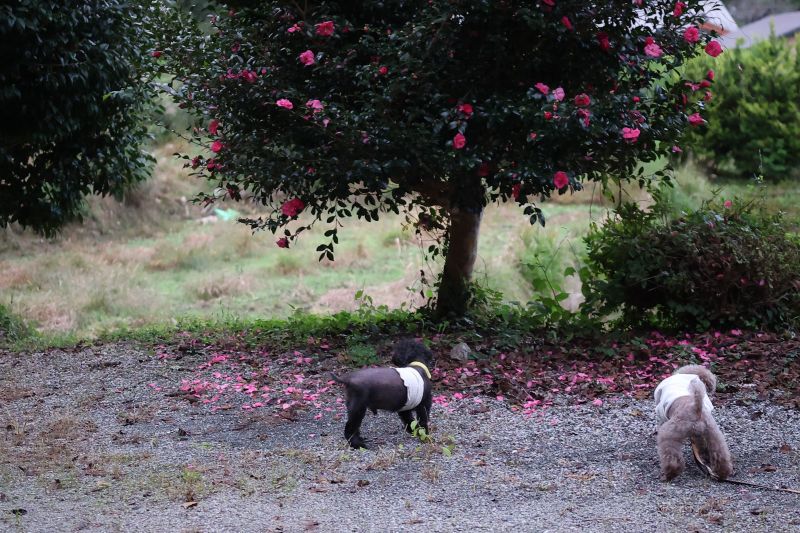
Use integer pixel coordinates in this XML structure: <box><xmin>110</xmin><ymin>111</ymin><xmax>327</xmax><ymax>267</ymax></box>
<box><xmin>1</xmin><ymin>143</ymin><xmax>797</xmax><ymax>341</ymax></box>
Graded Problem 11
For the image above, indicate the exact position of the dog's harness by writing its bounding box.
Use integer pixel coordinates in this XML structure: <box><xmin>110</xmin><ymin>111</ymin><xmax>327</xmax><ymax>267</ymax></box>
<box><xmin>395</xmin><ymin>363</ymin><xmax>430</xmax><ymax>411</ymax></box>
<box><xmin>654</xmin><ymin>373</ymin><xmax>714</xmax><ymax>426</ymax></box>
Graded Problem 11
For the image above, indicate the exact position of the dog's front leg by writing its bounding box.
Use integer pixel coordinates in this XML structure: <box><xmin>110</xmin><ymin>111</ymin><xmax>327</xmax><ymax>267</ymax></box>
<box><xmin>415</xmin><ymin>398</ymin><xmax>431</xmax><ymax>432</ymax></box>
<box><xmin>398</xmin><ymin>410</ymin><xmax>415</xmax><ymax>433</ymax></box>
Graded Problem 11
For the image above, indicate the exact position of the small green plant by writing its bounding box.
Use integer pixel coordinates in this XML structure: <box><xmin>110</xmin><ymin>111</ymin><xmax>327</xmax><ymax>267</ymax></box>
<box><xmin>409</xmin><ymin>420</ymin><xmax>456</xmax><ymax>457</ymax></box>
<box><xmin>0</xmin><ymin>303</ymin><xmax>36</xmax><ymax>347</ymax></box>
<box><xmin>344</xmin><ymin>342</ymin><xmax>381</xmax><ymax>367</ymax></box>
<box><xmin>409</xmin><ymin>420</ymin><xmax>431</xmax><ymax>444</ymax></box>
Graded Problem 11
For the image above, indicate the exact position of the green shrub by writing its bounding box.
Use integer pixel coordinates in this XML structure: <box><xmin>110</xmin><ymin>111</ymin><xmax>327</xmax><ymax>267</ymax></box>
<box><xmin>683</xmin><ymin>33</ymin><xmax>800</xmax><ymax>180</ymax></box>
<box><xmin>0</xmin><ymin>1</ymin><xmax>160</xmax><ymax>234</ymax></box>
<box><xmin>583</xmin><ymin>196</ymin><xmax>800</xmax><ymax>329</ymax></box>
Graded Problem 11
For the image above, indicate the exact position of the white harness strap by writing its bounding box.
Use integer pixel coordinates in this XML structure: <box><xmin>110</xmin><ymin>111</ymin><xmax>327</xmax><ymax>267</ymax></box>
<box><xmin>654</xmin><ymin>373</ymin><xmax>714</xmax><ymax>426</ymax></box>
<box><xmin>395</xmin><ymin>367</ymin><xmax>425</xmax><ymax>411</ymax></box>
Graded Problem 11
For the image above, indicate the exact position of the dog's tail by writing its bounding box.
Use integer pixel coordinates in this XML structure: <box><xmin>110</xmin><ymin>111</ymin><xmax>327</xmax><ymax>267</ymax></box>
<box><xmin>689</xmin><ymin>378</ymin><xmax>706</xmax><ymax>420</ymax></box>
<box><xmin>687</xmin><ymin>378</ymin><xmax>710</xmax><ymax>444</ymax></box>
<box><xmin>329</xmin><ymin>373</ymin><xmax>349</xmax><ymax>386</ymax></box>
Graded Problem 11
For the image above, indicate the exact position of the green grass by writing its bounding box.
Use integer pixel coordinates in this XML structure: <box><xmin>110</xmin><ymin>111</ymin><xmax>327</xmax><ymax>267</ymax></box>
<box><xmin>1</xmin><ymin>142</ymin><xmax>797</xmax><ymax>348</ymax></box>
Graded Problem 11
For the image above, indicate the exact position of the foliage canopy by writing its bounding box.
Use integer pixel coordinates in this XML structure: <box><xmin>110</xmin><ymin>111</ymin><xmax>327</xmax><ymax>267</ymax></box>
<box><xmin>0</xmin><ymin>0</ymin><xmax>158</xmax><ymax>234</ymax></box>
<box><xmin>684</xmin><ymin>33</ymin><xmax>800</xmax><ymax>180</ymax></box>
<box><xmin>161</xmin><ymin>0</ymin><xmax>722</xmax><ymax>314</ymax></box>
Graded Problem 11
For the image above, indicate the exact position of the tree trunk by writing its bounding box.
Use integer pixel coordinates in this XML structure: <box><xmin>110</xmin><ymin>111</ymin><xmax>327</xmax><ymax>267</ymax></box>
<box><xmin>434</xmin><ymin>206</ymin><xmax>483</xmax><ymax>318</ymax></box>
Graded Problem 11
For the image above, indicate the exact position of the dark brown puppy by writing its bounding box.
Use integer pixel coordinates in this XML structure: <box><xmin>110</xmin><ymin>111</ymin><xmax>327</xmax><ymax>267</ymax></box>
<box><xmin>332</xmin><ymin>339</ymin><xmax>434</xmax><ymax>449</ymax></box>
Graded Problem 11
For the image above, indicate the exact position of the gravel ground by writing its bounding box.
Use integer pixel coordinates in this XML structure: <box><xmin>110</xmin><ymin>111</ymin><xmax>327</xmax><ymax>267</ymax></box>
<box><xmin>1</xmin><ymin>343</ymin><xmax>799</xmax><ymax>533</ymax></box>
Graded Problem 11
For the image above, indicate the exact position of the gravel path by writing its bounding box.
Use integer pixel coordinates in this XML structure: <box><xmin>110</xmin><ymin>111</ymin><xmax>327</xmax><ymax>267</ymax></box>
<box><xmin>1</xmin><ymin>343</ymin><xmax>798</xmax><ymax>532</ymax></box>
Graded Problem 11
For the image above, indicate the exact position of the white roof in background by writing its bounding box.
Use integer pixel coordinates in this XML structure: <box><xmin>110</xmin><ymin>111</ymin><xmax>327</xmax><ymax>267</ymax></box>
<box><xmin>718</xmin><ymin>11</ymin><xmax>800</xmax><ymax>48</ymax></box>
<box><xmin>704</xmin><ymin>2</ymin><xmax>739</xmax><ymax>34</ymax></box>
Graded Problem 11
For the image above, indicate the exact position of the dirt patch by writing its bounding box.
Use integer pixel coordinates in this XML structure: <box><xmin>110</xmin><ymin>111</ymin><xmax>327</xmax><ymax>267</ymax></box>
<box><xmin>312</xmin><ymin>274</ymin><xmax>426</xmax><ymax>313</ymax></box>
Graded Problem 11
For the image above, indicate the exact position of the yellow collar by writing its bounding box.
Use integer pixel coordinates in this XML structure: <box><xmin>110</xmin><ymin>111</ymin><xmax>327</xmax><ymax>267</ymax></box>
<box><xmin>409</xmin><ymin>361</ymin><xmax>432</xmax><ymax>380</ymax></box>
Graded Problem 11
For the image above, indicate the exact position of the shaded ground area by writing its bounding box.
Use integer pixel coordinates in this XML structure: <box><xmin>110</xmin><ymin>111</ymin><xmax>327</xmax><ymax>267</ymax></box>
<box><xmin>0</xmin><ymin>332</ymin><xmax>799</xmax><ymax>532</ymax></box>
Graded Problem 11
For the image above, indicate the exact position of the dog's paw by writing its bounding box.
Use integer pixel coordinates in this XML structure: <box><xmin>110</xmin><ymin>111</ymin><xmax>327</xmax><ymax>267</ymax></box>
<box><xmin>348</xmin><ymin>438</ymin><xmax>368</xmax><ymax>450</ymax></box>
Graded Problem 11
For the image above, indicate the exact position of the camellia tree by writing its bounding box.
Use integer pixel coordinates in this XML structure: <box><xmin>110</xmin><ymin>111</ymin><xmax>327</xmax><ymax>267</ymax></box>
<box><xmin>0</xmin><ymin>1</ymin><xmax>158</xmax><ymax>235</ymax></box>
<box><xmin>161</xmin><ymin>0</ymin><xmax>723</xmax><ymax>317</ymax></box>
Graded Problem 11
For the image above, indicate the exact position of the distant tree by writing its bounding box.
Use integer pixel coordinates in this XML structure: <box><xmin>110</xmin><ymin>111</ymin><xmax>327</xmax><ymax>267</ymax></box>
<box><xmin>684</xmin><ymin>33</ymin><xmax>800</xmax><ymax>180</ymax></box>
<box><xmin>0</xmin><ymin>1</ymin><xmax>159</xmax><ymax>235</ymax></box>
<box><xmin>162</xmin><ymin>0</ymin><xmax>723</xmax><ymax>317</ymax></box>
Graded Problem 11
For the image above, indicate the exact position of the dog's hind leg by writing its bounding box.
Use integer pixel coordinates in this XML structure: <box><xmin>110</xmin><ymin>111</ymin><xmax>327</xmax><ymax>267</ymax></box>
<box><xmin>657</xmin><ymin>419</ymin><xmax>686</xmax><ymax>481</ymax></box>
<box><xmin>702</xmin><ymin>417</ymin><xmax>733</xmax><ymax>480</ymax></box>
<box><xmin>344</xmin><ymin>396</ymin><xmax>368</xmax><ymax>449</ymax></box>
<box><xmin>398</xmin><ymin>410</ymin><xmax>415</xmax><ymax>433</ymax></box>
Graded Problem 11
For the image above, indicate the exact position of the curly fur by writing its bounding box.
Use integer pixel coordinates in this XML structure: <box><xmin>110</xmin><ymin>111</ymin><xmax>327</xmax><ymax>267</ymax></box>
<box><xmin>655</xmin><ymin>365</ymin><xmax>733</xmax><ymax>481</ymax></box>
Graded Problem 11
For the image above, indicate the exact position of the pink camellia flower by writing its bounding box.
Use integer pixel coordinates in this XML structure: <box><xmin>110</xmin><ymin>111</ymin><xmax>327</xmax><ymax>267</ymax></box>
<box><xmin>553</xmin><ymin>171</ymin><xmax>569</xmax><ymax>189</ymax></box>
<box><xmin>596</xmin><ymin>32</ymin><xmax>610</xmax><ymax>52</ymax></box>
<box><xmin>553</xmin><ymin>87</ymin><xmax>565</xmax><ymax>101</ymax></box>
<box><xmin>534</xmin><ymin>82</ymin><xmax>549</xmax><ymax>95</ymax></box>
<box><xmin>315</xmin><ymin>20</ymin><xmax>335</xmax><ymax>37</ymax></box>
<box><xmin>512</xmin><ymin>183</ymin><xmax>521</xmax><ymax>200</ymax></box>
<box><xmin>210</xmin><ymin>140</ymin><xmax>224</xmax><ymax>152</ymax></box>
<box><xmin>241</xmin><ymin>70</ymin><xmax>258</xmax><ymax>83</ymax></box>
<box><xmin>671</xmin><ymin>145</ymin><xmax>683</xmax><ymax>153</ymax></box>
<box><xmin>688</xmin><ymin>112</ymin><xmax>705</xmax><ymax>126</ymax></box>
<box><xmin>299</xmin><ymin>50</ymin><xmax>315</xmax><ymax>66</ymax></box>
<box><xmin>453</xmin><ymin>132</ymin><xmax>466</xmax><ymax>149</ymax></box>
<box><xmin>544</xmin><ymin>111</ymin><xmax>553</xmax><ymax>120</ymax></box>
<box><xmin>281</xmin><ymin>198</ymin><xmax>305</xmax><ymax>217</ymax></box>
<box><xmin>378</xmin><ymin>65</ymin><xmax>388</xmax><ymax>75</ymax></box>
<box><xmin>287</xmin><ymin>23</ymin><xmax>301</xmax><ymax>33</ymax></box>
<box><xmin>542</xmin><ymin>0</ymin><xmax>554</xmax><ymax>6</ymax></box>
<box><xmin>458</xmin><ymin>103</ymin><xmax>473</xmax><ymax>117</ymax></box>
<box><xmin>206</xmin><ymin>158</ymin><xmax>217</xmax><ymax>170</ymax></box>
<box><xmin>633</xmin><ymin>96</ymin><xmax>640</xmax><ymax>103</ymax></box>
<box><xmin>644</xmin><ymin>42</ymin><xmax>663</xmax><ymax>58</ymax></box>
<box><xmin>673</xmin><ymin>1</ymin><xmax>686</xmax><ymax>16</ymax></box>
<box><xmin>621</xmin><ymin>127</ymin><xmax>640</xmax><ymax>142</ymax></box>
<box><xmin>306</xmin><ymin>99</ymin><xmax>324</xmax><ymax>112</ymax></box>
<box><xmin>574</xmin><ymin>93</ymin><xmax>591</xmax><ymax>107</ymax></box>
<box><xmin>561</xmin><ymin>16</ymin><xmax>573</xmax><ymax>31</ymax></box>
<box><xmin>707</xmin><ymin>69</ymin><xmax>715</xmax><ymax>80</ymax></box>
<box><xmin>276</xmin><ymin>98</ymin><xmax>294</xmax><ymax>109</ymax></box>
<box><xmin>723</xmin><ymin>199</ymin><xmax>732</xmax><ymax>209</ymax></box>
<box><xmin>705</xmin><ymin>40</ymin><xmax>723</xmax><ymax>57</ymax></box>
<box><xmin>477</xmin><ymin>163</ymin><xmax>490</xmax><ymax>177</ymax></box>
<box><xmin>208</xmin><ymin>119</ymin><xmax>220</xmax><ymax>136</ymax></box>
<box><xmin>231</xmin><ymin>42</ymin><xmax>241</xmax><ymax>53</ymax></box>
<box><xmin>151</xmin><ymin>50</ymin><xmax>162</xmax><ymax>58</ymax></box>
<box><xmin>276</xmin><ymin>237</ymin><xmax>289</xmax><ymax>248</ymax></box>
<box><xmin>592</xmin><ymin>398</ymin><xmax>603</xmax><ymax>407</ymax></box>
<box><xmin>683</xmin><ymin>26</ymin><xmax>700</xmax><ymax>43</ymax></box>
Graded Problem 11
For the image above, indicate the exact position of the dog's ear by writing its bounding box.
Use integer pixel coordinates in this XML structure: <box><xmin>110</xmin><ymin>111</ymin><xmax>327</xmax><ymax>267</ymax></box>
<box><xmin>391</xmin><ymin>339</ymin><xmax>433</xmax><ymax>367</ymax></box>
